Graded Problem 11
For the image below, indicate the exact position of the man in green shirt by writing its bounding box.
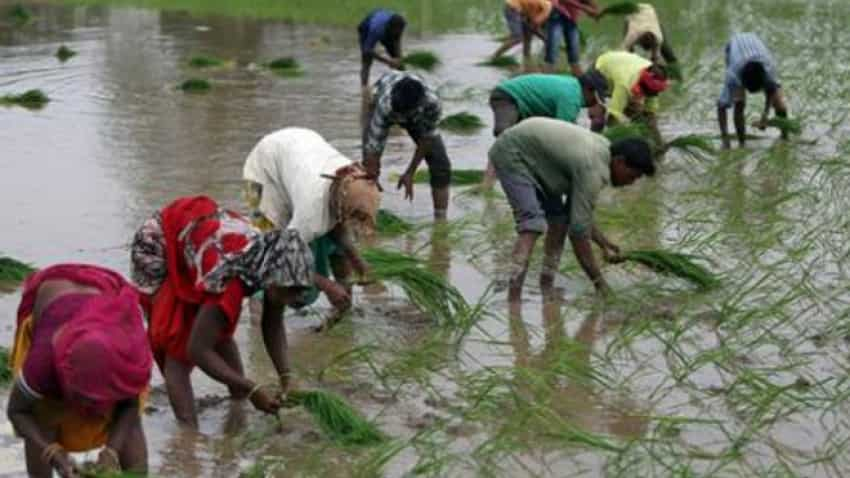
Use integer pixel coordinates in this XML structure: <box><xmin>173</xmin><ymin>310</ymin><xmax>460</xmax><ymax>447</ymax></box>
<box><xmin>488</xmin><ymin>118</ymin><xmax>655</xmax><ymax>299</ymax></box>
<box><xmin>483</xmin><ymin>73</ymin><xmax>605</xmax><ymax>188</ymax></box>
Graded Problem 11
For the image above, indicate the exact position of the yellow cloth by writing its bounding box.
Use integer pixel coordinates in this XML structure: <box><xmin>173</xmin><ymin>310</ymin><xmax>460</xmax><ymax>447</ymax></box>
<box><xmin>594</xmin><ymin>51</ymin><xmax>659</xmax><ymax>122</ymax></box>
<box><xmin>505</xmin><ymin>0</ymin><xmax>552</xmax><ymax>27</ymax></box>
<box><xmin>11</xmin><ymin>315</ymin><xmax>146</xmax><ymax>453</ymax></box>
<box><xmin>243</xmin><ymin>181</ymin><xmax>276</xmax><ymax>232</ymax></box>
<box><xmin>621</xmin><ymin>3</ymin><xmax>663</xmax><ymax>55</ymax></box>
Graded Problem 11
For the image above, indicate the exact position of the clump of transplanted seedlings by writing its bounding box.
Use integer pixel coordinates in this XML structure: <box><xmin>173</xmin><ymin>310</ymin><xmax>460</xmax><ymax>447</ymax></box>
<box><xmin>56</xmin><ymin>45</ymin><xmax>77</xmax><ymax>62</ymax></box>
<box><xmin>180</xmin><ymin>78</ymin><xmax>211</xmax><ymax>92</ymax></box>
<box><xmin>285</xmin><ymin>390</ymin><xmax>385</xmax><ymax>446</ymax></box>
<box><xmin>264</xmin><ymin>57</ymin><xmax>303</xmax><ymax>77</ymax></box>
<box><xmin>438</xmin><ymin>112</ymin><xmax>485</xmax><ymax>134</ymax></box>
<box><xmin>402</xmin><ymin>50</ymin><xmax>441</xmax><ymax>71</ymax></box>
<box><xmin>411</xmin><ymin>169</ymin><xmax>485</xmax><ymax>186</ymax></box>
<box><xmin>1</xmin><ymin>90</ymin><xmax>49</xmax><ymax>109</ymax></box>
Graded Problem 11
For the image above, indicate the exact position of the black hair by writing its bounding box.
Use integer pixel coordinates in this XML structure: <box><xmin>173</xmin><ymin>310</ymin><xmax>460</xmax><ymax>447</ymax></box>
<box><xmin>391</xmin><ymin>77</ymin><xmax>425</xmax><ymax>113</ymax></box>
<box><xmin>740</xmin><ymin>61</ymin><xmax>767</xmax><ymax>92</ymax></box>
<box><xmin>388</xmin><ymin>14</ymin><xmax>406</xmax><ymax>36</ymax></box>
<box><xmin>610</xmin><ymin>138</ymin><xmax>655</xmax><ymax>177</ymax></box>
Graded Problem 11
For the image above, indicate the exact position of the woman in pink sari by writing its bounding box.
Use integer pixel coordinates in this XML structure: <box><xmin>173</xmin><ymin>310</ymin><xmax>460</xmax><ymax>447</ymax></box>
<box><xmin>6</xmin><ymin>264</ymin><xmax>152</xmax><ymax>478</ymax></box>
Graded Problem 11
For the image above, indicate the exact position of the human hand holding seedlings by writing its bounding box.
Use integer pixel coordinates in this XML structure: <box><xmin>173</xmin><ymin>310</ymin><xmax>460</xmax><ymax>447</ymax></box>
<box><xmin>46</xmin><ymin>447</ymin><xmax>79</xmax><ymax>478</ymax></box>
<box><xmin>316</xmin><ymin>275</ymin><xmax>352</xmax><ymax>311</ymax></box>
<box><xmin>95</xmin><ymin>447</ymin><xmax>121</xmax><ymax>473</ymax></box>
<box><xmin>249</xmin><ymin>385</ymin><xmax>281</xmax><ymax>414</ymax></box>
<box><xmin>396</xmin><ymin>171</ymin><xmax>414</xmax><ymax>200</ymax></box>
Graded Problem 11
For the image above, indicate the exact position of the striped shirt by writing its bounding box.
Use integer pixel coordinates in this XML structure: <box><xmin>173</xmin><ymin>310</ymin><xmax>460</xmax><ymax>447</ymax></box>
<box><xmin>364</xmin><ymin>71</ymin><xmax>442</xmax><ymax>156</ymax></box>
<box><xmin>718</xmin><ymin>33</ymin><xmax>779</xmax><ymax>108</ymax></box>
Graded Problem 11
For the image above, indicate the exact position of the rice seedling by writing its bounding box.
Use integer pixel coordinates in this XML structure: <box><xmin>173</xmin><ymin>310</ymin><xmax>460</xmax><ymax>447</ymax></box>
<box><xmin>438</xmin><ymin>112</ymin><xmax>485</xmax><ymax>134</ymax></box>
<box><xmin>0</xmin><ymin>256</ymin><xmax>36</xmax><ymax>284</ymax></box>
<box><xmin>411</xmin><ymin>169</ymin><xmax>485</xmax><ymax>186</ymax></box>
<box><xmin>0</xmin><ymin>347</ymin><xmax>12</xmax><ymax>386</ymax></box>
<box><xmin>598</xmin><ymin>1</ymin><xmax>640</xmax><ymax>17</ymax></box>
<box><xmin>188</xmin><ymin>54</ymin><xmax>224</xmax><ymax>68</ymax></box>
<box><xmin>402</xmin><ymin>50</ymin><xmax>441</xmax><ymax>71</ymax></box>
<box><xmin>179</xmin><ymin>78</ymin><xmax>211</xmax><ymax>92</ymax></box>
<box><xmin>602</xmin><ymin>122</ymin><xmax>652</xmax><ymax>143</ymax></box>
<box><xmin>664</xmin><ymin>134</ymin><xmax>716</xmax><ymax>158</ymax></box>
<box><xmin>264</xmin><ymin>57</ymin><xmax>302</xmax><ymax>76</ymax></box>
<box><xmin>621</xmin><ymin>249</ymin><xmax>720</xmax><ymax>289</ymax></box>
<box><xmin>285</xmin><ymin>389</ymin><xmax>385</xmax><ymax>446</ymax></box>
<box><xmin>361</xmin><ymin>248</ymin><xmax>467</xmax><ymax>325</ymax></box>
<box><xmin>8</xmin><ymin>4</ymin><xmax>30</xmax><ymax>25</ymax></box>
<box><xmin>765</xmin><ymin>117</ymin><xmax>802</xmax><ymax>135</ymax></box>
<box><xmin>376</xmin><ymin>209</ymin><xmax>413</xmax><ymax>235</ymax></box>
<box><xmin>477</xmin><ymin>55</ymin><xmax>519</xmax><ymax>68</ymax></box>
<box><xmin>56</xmin><ymin>45</ymin><xmax>77</xmax><ymax>62</ymax></box>
<box><xmin>664</xmin><ymin>61</ymin><xmax>683</xmax><ymax>81</ymax></box>
<box><xmin>1</xmin><ymin>89</ymin><xmax>49</xmax><ymax>109</ymax></box>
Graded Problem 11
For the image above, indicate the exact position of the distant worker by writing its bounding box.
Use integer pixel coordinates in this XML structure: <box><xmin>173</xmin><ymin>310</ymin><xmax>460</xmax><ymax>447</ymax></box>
<box><xmin>621</xmin><ymin>3</ymin><xmax>677</xmax><ymax>66</ymax></box>
<box><xmin>483</xmin><ymin>73</ymin><xmax>606</xmax><ymax>188</ymax></box>
<box><xmin>358</xmin><ymin>9</ymin><xmax>407</xmax><ymax>88</ymax></box>
<box><xmin>489</xmin><ymin>0</ymin><xmax>552</xmax><ymax>70</ymax></box>
<box><xmin>544</xmin><ymin>0</ymin><xmax>600</xmax><ymax>76</ymax></box>
<box><xmin>717</xmin><ymin>32</ymin><xmax>789</xmax><ymax>149</ymax></box>
<box><xmin>488</xmin><ymin>118</ymin><xmax>655</xmax><ymax>299</ymax></box>
<box><xmin>363</xmin><ymin>71</ymin><xmax>452</xmax><ymax>219</ymax></box>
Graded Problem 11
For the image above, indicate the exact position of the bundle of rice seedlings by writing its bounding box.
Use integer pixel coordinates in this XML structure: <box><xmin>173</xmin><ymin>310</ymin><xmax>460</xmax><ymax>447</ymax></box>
<box><xmin>0</xmin><ymin>347</ymin><xmax>11</xmax><ymax>386</ymax></box>
<box><xmin>598</xmin><ymin>1</ymin><xmax>640</xmax><ymax>17</ymax></box>
<box><xmin>478</xmin><ymin>55</ymin><xmax>519</xmax><ymax>68</ymax></box>
<box><xmin>8</xmin><ymin>4</ymin><xmax>30</xmax><ymax>24</ymax></box>
<box><xmin>402</xmin><ymin>50</ymin><xmax>441</xmax><ymax>71</ymax></box>
<box><xmin>438</xmin><ymin>112</ymin><xmax>485</xmax><ymax>134</ymax></box>
<box><xmin>1</xmin><ymin>89</ymin><xmax>49</xmax><ymax>108</ymax></box>
<box><xmin>361</xmin><ymin>248</ymin><xmax>467</xmax><ymax>324</ymax></box>
<box><xmin>602</xmin><ymin>123</ymin><xmax>652</xmax><ymax>143</ymax></box>
<box><xmin>285</xmin><ymin>390</ymin><xmax>385</xmax><ymax>446</ymax></box>
<box><xmin>376</xmin><ymin>209</ymin><xmax>413</xmax><ymax>235</ymax></box>
<box><xmin>264</xmin><ymin>57</ymin><xmax>302</xmax><ymax>77</ymax></box>
<box><xmin>621</xmin><ymin>249</ymin><xmax>719</xmax><ymax>290</ymax></box>
<box><xmin>765</xmin><ymin>117</ymin><xmax>802</xmax><ymax>136</ymax></box>
<box><xmin>664</xmin><ymin>61</ymin><xmax>683</xmax><ymax>81</ymax></box>
<box><xmin>179</xmin><ymin>78</ymin><xmax>211</xmax><ymax>92</ymax></box>
<box><xmin>188</xmin><ymin>55</ymin><xmax>224</xmax><ymax>68</ymax></box>
<box><xmin>665</xmin><ymin>134</ymin><xmax>715</xmax><ymax>156</ymax></box>
<box><xmin>411</xmin><ymin>169</ymin><xmax>485</xmax><ymax>186</ymax></box>
<box><xmin>0</xmin><ymin>256</ymin><xmax>36</xmax><ymax>284</ymax></box>
<box><xmin>56</xmin><ymin>45</ymin><xmax>76</xmax><ymax>62</ymax></box>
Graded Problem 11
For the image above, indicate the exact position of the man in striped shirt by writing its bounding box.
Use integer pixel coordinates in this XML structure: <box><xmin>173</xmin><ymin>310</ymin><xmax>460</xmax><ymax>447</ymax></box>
<box><xmin>717</xmin><ymin>33</ymin><xmax>789</xmax><ymax>148</ymax></box>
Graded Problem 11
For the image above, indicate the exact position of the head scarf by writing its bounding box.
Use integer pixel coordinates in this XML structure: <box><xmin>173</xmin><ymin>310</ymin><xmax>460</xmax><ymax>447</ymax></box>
<box><xmin>329</xmin><ymin>164</ymin><xmax>381</xmax><ymax>230</ymax></box>
<box><xmin>53</xmin><ymin>287</ymin><xmax>152</xmax><ymax>416</ymax></box>
<box><xmin>632</xmin><ymin>67</ymin><xmax>669</xmax><ymax>97</ymax></box>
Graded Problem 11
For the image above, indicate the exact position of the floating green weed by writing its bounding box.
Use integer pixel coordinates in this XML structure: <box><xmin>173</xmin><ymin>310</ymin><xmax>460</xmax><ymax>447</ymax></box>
<box><xmin>622</xmin><ymin>249</ymin><xmax>719</xmax><ymax>289</ymax></box>
<box><xmin>362</xmin><ymin>248</ymin><xmax>467</xmax><ymax>325</ymax></box>
<box><xmin>56</xmin><ymin>45</ymin><xmax>77</xmax><ymax>62</ymax></box>
<box><xmin>188</xmin><ymin>54</ymin><xmax>224</xmax><ymax>68</ymax></box>
<box><xmin>1</xmin><ymin>90</ymin><xmax>49</xmax><ymax>109</ymax></box>
<box><xmin>438</xmin><ymin>112</ymin><xmax>485</xmax><ymax>134</ymax></box>
<box><xmin>402</xmin><ymin>50</ymin><xmax>441</xmax><ymax>71</ymax></box>
<box><xmin>179</xmin><ymin>78</ymin><xmax>211</xmax><ymax>92</ymax></box>
<box><xmin>376</xmin><ymin>209</ymin><xmax>413</xmax><ymax>236</ymax></box>
<box><xmin>411</xmin><ymin>169</ymin><xmax>484</xmax><ymax>186</ymax></box>
<box><xmin>477</xmin><ymin>55</ymin><xmax>519</xmax><ymax>68</ymax></box>
<box><xmin>285</xmin><ymin>390</ymin><xmax>385</xmax><ymax>446</ymax></box>
<box><xmin>0</xmin><ymin>256</ymin><xmax>36</xmax><ymax>284</ymax></box>
<box><xmin>599</xmin><ymin>1</ymin><xmax>640</xmax><ymax>17</ymax></box>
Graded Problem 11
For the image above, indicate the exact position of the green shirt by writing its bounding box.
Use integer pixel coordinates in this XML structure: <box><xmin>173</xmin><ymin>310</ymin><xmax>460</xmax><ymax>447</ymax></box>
<box><xmin>497</xmin><ymin>74</ymin><xmax>585</xmax><ymax>123</ymax></box>
<box><xmin>489</xmin><ymin>118</ymin><xmax>611</xmax><ymax>236</ymax></box>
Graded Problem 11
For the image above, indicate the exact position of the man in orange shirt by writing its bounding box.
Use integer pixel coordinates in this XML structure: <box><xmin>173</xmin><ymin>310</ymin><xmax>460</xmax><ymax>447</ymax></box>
<box><xmin>490</xmin><ymin>0</ymin><xmax>552</xmax><ymax>70</ymax></box>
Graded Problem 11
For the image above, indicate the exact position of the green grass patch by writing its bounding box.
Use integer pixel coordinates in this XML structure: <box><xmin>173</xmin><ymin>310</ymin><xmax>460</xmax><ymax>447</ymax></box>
<box><xmin>362</xmin><ymin>248</ymin><xmax>467</xmax><ymax>325</ymax></box>
<box><xmin>402</xmin><ymin>50</ymin><xmax>441</xmax><ymax>71</ymax></box>
<box><xmin>765</xmin><ymin>117</ymin><xmax>802</xmax><ymax>136</ymax></box>
<box><xmin>179</xmin><ymin>78</ymin><xmax>211</xmax><ymax>92</ymax></box>
<box><xmin>285</xmin><ymin>390</ymin><xmax>385</xmax><ymax>446</ymax></box>
<box><xmin>411</xmin><ymin>169</ymin><xmax>485</xmax><ymax>186</ymax></box>
<box><xmin>8</xmin><ymin>4</ymin><xmax>31</xmax><ymax>24</ymax></box>
<box><xmin>376</xmin><ymin>209</ymin><xmax>414</xmax><ymax>236</ymax></box>
<box><xmin>622</xmin><ymin>249</ymin><xmax>719</xmax><ymax>290</ymax></box>
<box><xmin>1</xmin><ymin>89</ymin><xmax>49</xmax><ymax>109</ymax></box>
<box><xmin>598</xmin><ymin>1</ymin><xmax>640</xmax><ymax>17</ymax></box>
<box><xmin>188</xmin><ymin>54</ymin><xmax>224</xmax><ymax>68</ymax></box>
<box><xmin>56</xmin><ymin>45</ymin><xmax>77</xmax><ymax>62</ymax></box>
<box><xmin>0</xmin><ymin>347</ymin><xmax>12</xmax><ymax>386</ymax></box>
<box><xmin>477</xmin><ymin>55</ymin><xmax>519</xmax><ymax>68</ymax></box>
<box><xmin>438</xmin><ymin>112</ymin><xmax>485</xmax><ymax>134</ymax></box>
<box><xmin>264</xmin><ymin>57</ymin><xmax>303</xmax><ymax>76</ymax></box>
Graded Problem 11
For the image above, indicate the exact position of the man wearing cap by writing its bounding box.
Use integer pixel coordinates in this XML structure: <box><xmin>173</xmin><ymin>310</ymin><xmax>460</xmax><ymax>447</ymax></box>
<box><xmin>717</xmin><ymin>32</ymin><xmax>789</xmax><ymax>149</ymax></box>
<box><xmin>482</xmin><ymin>73</ymin><xmax>605</xmax><ymax>188</ymax></box>
<box><xmin>488</xmin><ymin>118</ymin><xmax>656</xmax><ymax>299</ymax></box>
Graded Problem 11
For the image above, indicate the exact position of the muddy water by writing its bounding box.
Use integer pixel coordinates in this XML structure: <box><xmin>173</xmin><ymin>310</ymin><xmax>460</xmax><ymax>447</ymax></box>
<box><xmin>2</xmin><ymin>1</ymin><xmax>850</xmax><ymax>477</ymax></box>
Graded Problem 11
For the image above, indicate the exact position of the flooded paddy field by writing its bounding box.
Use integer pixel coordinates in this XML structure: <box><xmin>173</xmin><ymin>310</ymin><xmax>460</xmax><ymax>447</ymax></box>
<box><xmin>1</xmin><ymin>0</ymin><xmax>850</xmax><ymax>476</ymax></box>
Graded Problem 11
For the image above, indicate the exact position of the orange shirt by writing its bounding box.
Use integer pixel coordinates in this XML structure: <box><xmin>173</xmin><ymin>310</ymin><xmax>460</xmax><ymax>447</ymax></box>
<box><xmin>505</xmin><ymin>0</ymin><xmax>553</xmax><ymax>27</ymax></box>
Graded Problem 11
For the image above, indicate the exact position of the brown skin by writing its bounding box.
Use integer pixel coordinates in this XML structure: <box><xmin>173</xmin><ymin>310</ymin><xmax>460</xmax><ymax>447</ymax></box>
<box><xmin>490</xmin><ymin>12</ymin><xmax>546</xmax><ymax>71</ymax></box>
<box><xmin>6</xmin><ymin>280</ymin><xmax>148</xmax><ymax>478</ymax></box>
<box><xmin>360</xmin><ymin>27</ymin><xmax>404</xmax><ymax>87</ymax></box>
<box><xmin>507</xmin><ymin>157</ymin><xmax>643</xmax><ymax>301</ymax></box>
<box><xmin>719</xmin><ymin>88</ymin><xmax>788</xmax><ymax>149</ymax></box>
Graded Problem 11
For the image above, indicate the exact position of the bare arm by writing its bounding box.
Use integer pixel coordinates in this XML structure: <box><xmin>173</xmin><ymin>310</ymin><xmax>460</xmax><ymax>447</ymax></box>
<box><xmin>187</xmin><ymin>305</ymin><xmax>254</xmax><ymax>395</ymax></box>
<box><xmin>397</xmin><ymin>136</ymin><xmax>433</xmax><ymax>201</ymax></box>
<box><xmin>261</xmin><ymin>292</ymin><xmax>289</xmax><ymax>380</ymax></box>
<box><xmin>105</xmin><ymin>399</ymin><xmax>140</xmax><ymax>452</ymax></box>
<box><xmin>331</xmin><ymin>225</ymin><xmax>368</xmax><ymax>276</ymax></box>
<box><xmin>7</xmin><ymin>384</ymin><xmax>51</xmax><ymax>453</ymax></box>
<box><xmin>569</xmin><ymin>234</ymin><xmax>608</xmax><ymax>293</ymax></box>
